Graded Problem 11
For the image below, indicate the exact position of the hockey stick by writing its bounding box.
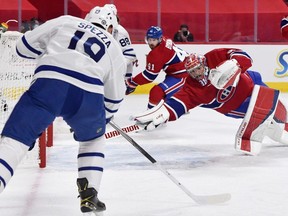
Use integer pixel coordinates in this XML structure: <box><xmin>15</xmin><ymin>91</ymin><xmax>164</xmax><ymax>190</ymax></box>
<box><xmin>108</xmin><ymin>121</ymin><xmax>231</xmax><ymax>205</ymax></box>
<box><xmin>105</xmin><ymin>124</ymin><xmax>140</xmax><ymax>140</ymax></box>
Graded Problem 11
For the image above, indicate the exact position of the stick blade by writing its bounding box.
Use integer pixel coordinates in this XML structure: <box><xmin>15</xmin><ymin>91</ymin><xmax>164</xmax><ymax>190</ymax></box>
<box><xmin>193</xmin><ymin>193</ymin><xmax>231</xmax><ymax>205</ymax></box>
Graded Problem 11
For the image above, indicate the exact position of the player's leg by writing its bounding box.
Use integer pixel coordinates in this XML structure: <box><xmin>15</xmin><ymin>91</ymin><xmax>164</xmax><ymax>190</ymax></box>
<box><xmin>0</xmin><ymin>79</ymin><xmax>61</xmax><ymax>193</ymax></box>
<box><xmin>148</xmin><ymin>85</ymin><xmax>165</xmax><ymax>109</ymax></box>
<box><xmin>63</xmin><ymin>91</ymin><xmax>106</xmax><ymax>213</ymax></box>
<box><xmin>235</xmin><ymin>85</ymin><xmax>280</xmax><ymax>155</ymax></box>
<box><xmin>0</xmin><ymin>137</ymin><xmax>30</xmax><ymax>193</ymax></box>
<box><xmin>148</xmin><ymin>76</ymin><xmax>186</xmax><ymax>109</ymax></box>
<box><xmin>237</xmin><ymin>72</ymin><xmax>288</xmax><ymax>150</ymax></box>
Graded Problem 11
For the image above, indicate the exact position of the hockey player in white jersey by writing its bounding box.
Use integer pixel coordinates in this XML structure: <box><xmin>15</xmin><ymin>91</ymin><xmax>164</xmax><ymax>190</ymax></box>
<box><xmin>0</xmin><ymin>7</ymin><xmax>126</xmax><ymax>216</ymax></box>
<box><xmin>104</xmin><ymin>4</ymin><xmax>138</xmax><ymax>79</ymax></box>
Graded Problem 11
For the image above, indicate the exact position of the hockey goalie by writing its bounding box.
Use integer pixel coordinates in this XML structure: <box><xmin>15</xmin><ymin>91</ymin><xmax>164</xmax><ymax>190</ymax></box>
<box><xmin>131</xmin><ymin>48</ymin><xmax>288</xmax><ymax>155</ymax></box>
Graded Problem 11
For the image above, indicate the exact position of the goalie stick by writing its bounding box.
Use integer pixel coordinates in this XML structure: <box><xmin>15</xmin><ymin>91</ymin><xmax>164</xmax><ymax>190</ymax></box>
<box><xmin>108</xmin><ymin>121</ymin><xmax>231</xmax><ymax>205</ymax></box>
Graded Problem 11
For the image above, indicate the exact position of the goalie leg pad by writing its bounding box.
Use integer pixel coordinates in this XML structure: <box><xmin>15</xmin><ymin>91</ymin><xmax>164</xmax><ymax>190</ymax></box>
<box><xmin>266</xmin><ymin>99</ymin><xmax>288</xmax><ymax>144</ymax></box>
<box><xmin>235</xmin><ymin>85</ymin><xmax>279</xmax><ymax>155</ymax></box>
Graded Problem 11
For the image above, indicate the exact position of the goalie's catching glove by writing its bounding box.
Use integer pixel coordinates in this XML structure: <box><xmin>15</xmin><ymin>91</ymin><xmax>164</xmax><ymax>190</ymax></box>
<box><xmin>130</xmin><ymin>100</ymin><xmax>170</xmax><ymax>131</ymax></box>
<box><xmin>125</xmin><ymin>77</ymin><xmax>138</xmax><ymax>95</ymax></box>
<box><xmin>208</xmin><ymin>59</ymin><xmax>241</xmax><ymax>89</ymax></box>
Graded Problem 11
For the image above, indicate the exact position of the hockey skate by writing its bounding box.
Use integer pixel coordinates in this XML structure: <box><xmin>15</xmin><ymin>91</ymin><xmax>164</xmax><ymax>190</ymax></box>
<box><xmin>77</xmin><ymin>178</ymin><xmax>106</xmax><ymax>216</ymax></box>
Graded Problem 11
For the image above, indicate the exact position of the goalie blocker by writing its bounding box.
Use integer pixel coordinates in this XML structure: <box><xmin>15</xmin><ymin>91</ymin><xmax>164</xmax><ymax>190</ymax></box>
<box><xmin>235</xmin><ymin>85</ymin><xmax>288</xmax><ymax>155</ymax></box>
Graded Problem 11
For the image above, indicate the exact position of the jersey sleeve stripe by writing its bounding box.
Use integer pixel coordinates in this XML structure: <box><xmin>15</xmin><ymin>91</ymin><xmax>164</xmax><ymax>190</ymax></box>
<box><xmin>21</xmin><ymin>35</ymin><xmax>42</xmax><ymax>56</ymax></box>
<box><xmin>16</xmin><ymin>47</ymin><xmax>36</xmax><ymax>59</ymax></box>
<box><xmin>104</xmin><ymin>97</ymin><xmax>123</xmax><ymax>104</ymax></box>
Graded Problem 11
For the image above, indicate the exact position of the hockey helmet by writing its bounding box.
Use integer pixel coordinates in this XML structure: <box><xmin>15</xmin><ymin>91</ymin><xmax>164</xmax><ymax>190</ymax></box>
<box><xmin>85</xmin><ymin>6</ymin><xmax>118</xmax><ymax>32</ymax></box>
<box><xmin>146</xmin><ymin>26</ymin><xmax>163</xmax><ymax>40</ymax></box>
<box><xmin>104</xmin><ymin>4</ymin><xmax>117</xmax><ymax>16</ymax></box>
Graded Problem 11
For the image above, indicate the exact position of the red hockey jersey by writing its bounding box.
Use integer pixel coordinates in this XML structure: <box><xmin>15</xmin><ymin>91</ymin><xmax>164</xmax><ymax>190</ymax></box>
<box><xmin>133</xmin><ymin>37</ymin><xmax>188</xmax><ymax>85</ymax></box>
<box><xmin>165</xmin><ymin>48</ymin><xmax>256</xmax><ymax>120</ymax></box>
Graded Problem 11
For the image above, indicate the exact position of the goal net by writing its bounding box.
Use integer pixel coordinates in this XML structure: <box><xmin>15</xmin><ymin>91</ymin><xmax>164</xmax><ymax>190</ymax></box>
<box><xmin>0</xmin><ymin>31</ymin><xmax>52</xmax><ymax>168</ymax></box>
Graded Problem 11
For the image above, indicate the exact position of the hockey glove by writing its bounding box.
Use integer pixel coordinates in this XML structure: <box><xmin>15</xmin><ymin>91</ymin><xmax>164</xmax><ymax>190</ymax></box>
<box><xmin>125</xmin><ymin>77</ymin><xmax>138</xmax><ymax>95</ymax></box>
<box><xmin>208</xmin><ymin>59</ymin><xmax>241</xmax><ymax>89</ymax></box>
<box><xmin>133</xmin><ymin>59</ymin><xmax>139</xmax><ymax>67</ymax></box>
<box><xmin>130</xmin><ymin>100</ymin><xmax>170</xmax><ymax>131</ymax></box>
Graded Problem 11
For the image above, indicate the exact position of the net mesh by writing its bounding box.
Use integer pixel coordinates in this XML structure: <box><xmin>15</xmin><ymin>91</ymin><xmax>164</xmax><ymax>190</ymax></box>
<box><xmin>0</xmin><ymin>31</ymin><xmax>35</xmax><ymax>129</ymax></box>
<box><xmin>0</xmin><ymin>31</ymin><xmax>40</xmax><ymax>165</ymax></box>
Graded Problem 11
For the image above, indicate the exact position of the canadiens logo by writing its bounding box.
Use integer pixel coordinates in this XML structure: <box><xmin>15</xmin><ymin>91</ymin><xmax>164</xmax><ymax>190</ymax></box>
<box><xmin>216</xmin><ymin>86</ymin><xmax>236</xmax><ymax>103</ymax></box>
<box><xmin>274</xmin><ymin>49</ymin><xmax>288</xmax><ymax>77</ymax></box>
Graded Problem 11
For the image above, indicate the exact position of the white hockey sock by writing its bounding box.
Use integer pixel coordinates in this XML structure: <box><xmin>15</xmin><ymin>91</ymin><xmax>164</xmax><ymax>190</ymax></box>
<box><xmin>0</xmin><ymin>137</ymin><xmax>29</xmax><ymax>193</ymax></box>
<box><xmin>78</xmin><ymin>136</ymin><xmax>105</xmax><ymax>192</ymax></box>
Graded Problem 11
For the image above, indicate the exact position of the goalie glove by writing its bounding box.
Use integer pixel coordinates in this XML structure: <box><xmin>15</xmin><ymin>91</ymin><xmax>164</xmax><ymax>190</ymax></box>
<box><xmin>208</xmin><ymin>59</ymin><xmax>241</xmax><ymax>89</ymax></box>
<box><xmin>130</xmin><ymin>100</ymin><xmax>170</xmax><ymax>131</ymax></box>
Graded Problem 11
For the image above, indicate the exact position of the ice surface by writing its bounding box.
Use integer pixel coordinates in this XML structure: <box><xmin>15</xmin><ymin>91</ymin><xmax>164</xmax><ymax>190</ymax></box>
<box><xmin>1</xmin><ymin>94</ymin><xmax>288</xmax><ymax>216</ymax></box>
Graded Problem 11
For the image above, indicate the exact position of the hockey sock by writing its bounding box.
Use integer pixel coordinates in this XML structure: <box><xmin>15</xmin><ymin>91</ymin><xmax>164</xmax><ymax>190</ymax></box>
<box><xmin>78</xmin><ymin>136</ymin><xmax>105</xmax><ymax>192</ymax></box>
<box><xmin>0</xmin><ymin>137</ymin><xmax>29</xmax><ymax>193</ymax></box>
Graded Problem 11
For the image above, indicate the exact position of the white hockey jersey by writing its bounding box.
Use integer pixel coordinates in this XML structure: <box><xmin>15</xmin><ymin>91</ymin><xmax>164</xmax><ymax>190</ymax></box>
<box><xmin>16</xmin><ymin>15</ymin><xmax>126</xmax><ymax>120</ymax></box>
<box><xmin>114</xmin><ymin>24</ymin><xmax>137</xmax><ymax>77</ymax></box>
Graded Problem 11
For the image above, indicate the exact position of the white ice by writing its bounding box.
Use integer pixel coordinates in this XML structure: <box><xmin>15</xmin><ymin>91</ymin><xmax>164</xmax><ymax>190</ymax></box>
<box><xmin>1</xmin><ymin>94</ymin><xmax>288</xmax><ymax>216</ymax></box>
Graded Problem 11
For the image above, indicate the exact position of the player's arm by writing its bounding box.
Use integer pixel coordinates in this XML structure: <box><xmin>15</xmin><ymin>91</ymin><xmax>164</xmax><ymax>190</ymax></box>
<box><xmin>227</xmin><ymin>49</ymin><xmax>252</xmax><ymax>72</ymax></box>
<box><xmin>125</xmin><ymin>55</ymin><xmax>161</xmax><ymax>95</ymax></box>
<box><xmin>130</xmin><ymin>81</ymin><xmax>198</xmax><ymax>130</ymax></box>
<box><xmin>118</xmin><ymin>30</ymin><xmax>137</xmax><ymax>65</ymax></box>
<box><xmin>130</xmin><ymin>97</ymin><xmax>189</xmax><ymax>130</ymax></box>
<box><xmin>104</xmin><ymin>54</ymin><xmax>127</xmax><ymax>123</ymax></box>
<box><xmin>16</xmin><ymin>17</ymin><xmax>63</xmax><ymax>59</ymax></box>
<box><xmin>117</xmin><ymin>27</ymin><xmax>138</xmax><ymax>79</ymax></box>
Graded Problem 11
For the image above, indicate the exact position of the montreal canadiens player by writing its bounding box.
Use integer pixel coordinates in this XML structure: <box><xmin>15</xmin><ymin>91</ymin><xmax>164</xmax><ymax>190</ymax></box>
<box><xmin>0</xmin><ymin>7</ymin><xmax>126</xmax><ymax>215</ymax></box>
<box><xmin>281</xmin><ymin>16</ymin><xmax>288</xmax><ymax>39</ymax></box>
<box><xmin>104</xmin><ymin>4</ymin><xmax>138</xmax><ymax>79</ymax></box>
<box><xmin>125</xmin><ymin>26</ymin><xmax>189</xmax><ymax>108</ymax></box>
<box><xmin>131</xmin><ymin>48</ymin><xmax>288</xmax><ymax>155</ymax></box>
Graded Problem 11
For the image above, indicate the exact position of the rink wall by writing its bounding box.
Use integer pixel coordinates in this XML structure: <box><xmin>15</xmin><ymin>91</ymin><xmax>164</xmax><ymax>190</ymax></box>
<box><xmin>132</xmin><ymin>43</ymin><xmax>288</xmax><ymax>93</ymax></box>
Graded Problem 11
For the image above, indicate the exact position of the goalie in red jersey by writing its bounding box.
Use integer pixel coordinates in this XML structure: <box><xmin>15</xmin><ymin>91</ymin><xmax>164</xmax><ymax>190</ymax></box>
<box><xmin>125</xmin><ymin>26</ymin><xmax>189</xmax><ymax>109</ymax></box>
<box><xmin>131</xmin><ymin>48</ymin><xmax>288</xmax><ymax>155</ymax></box>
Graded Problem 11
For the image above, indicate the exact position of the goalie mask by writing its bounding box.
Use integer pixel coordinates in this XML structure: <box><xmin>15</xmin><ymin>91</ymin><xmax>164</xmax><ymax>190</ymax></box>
<box><xmin>185</xmin><ymin>53</ymin><xmax>208</xmax><ymax>86</ymax></box>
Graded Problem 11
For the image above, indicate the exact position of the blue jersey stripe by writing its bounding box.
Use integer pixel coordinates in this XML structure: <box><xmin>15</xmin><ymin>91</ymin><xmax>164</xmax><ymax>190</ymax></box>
<box><xmin>0</xmin><ymin>176</ymin><xmax>6</xmax><ymax>188</ymax></box>
<box><xmin>16</xmin><ymin>47</ymin><xmax>36</xmax><ymax>59</ymax></box>
<box><xmin>22</xmin><ymin>36</ymin><xmax>42</xmax><ymax>56</ymax></box>
<box><xmin>78</xmin><ymin>166</ymin><xmax>103</xmax><ymax>172</ymax></box>
<box><xmin>35</xmin><ymin>65</ymin><xmax>104</xmax><ymax>86</ymax></box>
<box><xmin>78</xmin><ymin>152</ymin><xmax>105</xmax><ymax>158</ymax></box>
<box><xmin>104</xmin><ymin>97</ymin><xmax>123</xmax><ymax>104</ymax></box>
<box><xmin>105</xmin><ymin>106</ymin><xmax>118</xmax><ymax>113</ymax></box>
<box><xmin>0</xmin><ymin>159</ymin><xmax>13</xmax><ymax>176</ymax></box>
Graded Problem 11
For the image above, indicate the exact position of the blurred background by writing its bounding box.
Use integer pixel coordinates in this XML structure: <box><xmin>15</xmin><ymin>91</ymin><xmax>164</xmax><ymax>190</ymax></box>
<box><xmin>0</xmin><ymin>0</ymin><xmax>287</xmax><ymax>43</ymax></box>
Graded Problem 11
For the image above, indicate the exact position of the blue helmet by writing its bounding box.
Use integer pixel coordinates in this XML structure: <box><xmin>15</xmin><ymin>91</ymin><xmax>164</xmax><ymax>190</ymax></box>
<box><xmin>146</xmin><ymin>26</ymin><xmax>163</xmax><ymax>40</ymax></box>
